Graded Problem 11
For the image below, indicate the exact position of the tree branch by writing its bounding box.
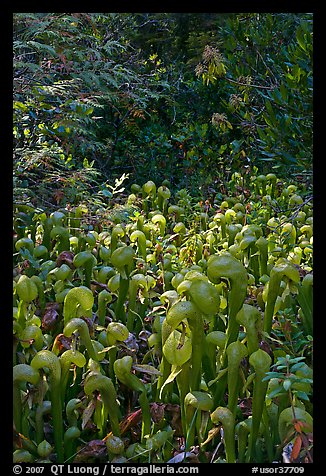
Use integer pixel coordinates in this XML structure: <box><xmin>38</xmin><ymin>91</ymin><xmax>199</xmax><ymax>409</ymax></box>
<box><xmin>225</xmin><ymin>76</ymin><xmax>277</xmax><ymax>91</ymax></box>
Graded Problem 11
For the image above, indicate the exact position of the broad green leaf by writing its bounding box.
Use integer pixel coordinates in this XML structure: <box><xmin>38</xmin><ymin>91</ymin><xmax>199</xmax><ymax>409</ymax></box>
<box><xmin>163</xmin><ymin>329</ymin><xmax>192</xmax><ymax>366</ymax></box>
<box><xmin>159</xmin><ymin>365</ymin><xmax>183</xmax><ymax>400</ymax></box>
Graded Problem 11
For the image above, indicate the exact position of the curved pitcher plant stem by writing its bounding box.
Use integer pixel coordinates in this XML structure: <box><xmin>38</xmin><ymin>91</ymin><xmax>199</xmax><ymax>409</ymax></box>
<box><xmin>255</xmin><ymin>236</ymin><xmax>269</xmax><ymax>277</ymax></box>
<box><xmin>207</xmin><ymin>253</ymin><xmax>248</xmax><ymax>349</ymax></box>
<box><xmin>41</xmin><ymin>216</ymin><xmax>53</xmax><ymax>251</ymax></box>
<box><xmin>214</xmin><ymin>213</ymin><xmax>227</xmax><ymax>240</ymax></box>
<box><xmin>168</xmin><ymin>276</ymin><xmax>220</xmax><ymax>392</ymax></box>
<box><xmin>160</xmin><ymin>312</ymin><xmax>192</xmax><ymax>431</ymax></box>
<box><xmin>206</xmin><ymin>253</ymin><xmax>248</xmax><ymax>405</ymax></box>
<box><xmin>175</xmin><ymin>361</ymin><xmax>191</xmax><ymax>438</ymax></box>
<box><xmin>66</xmin><ymin>398</ymin><xmax>83</xmax><ymax>427</ymax></box>
<box><xmin>99</xmin><ymin>245</ymin><xmax>111</xmax><ymax>265</ymax></box>
<box><xmin>127</xmin><ymin>273</ymin><xmax>156</xmax><ymax>332</ymax></box>
<box><xmin>64</xmin><ymin>426</ymin><xmax>81</xmax><ymax>462</ymax></box>
<box><xmin>114</xmin><ymin>355</ymin><xmax>151</xmax><ymax>442</ymax></box>
<box><xmin>262</xmin><ymin>404</ymin><xmax>274</xmax><ymax>462</ymax></box>
<box><xmin>157</xmin><ymin>185</ymin><xmax>171</xmax><ymax>214</ymax></box>
<box><xmin>106</xmin><ymin>321</ymin><xmax>129</xmax><ymax>382</ymax></box>
<box><xmin>156</xmin><ymin>318</ymin><xmax>174</xmax><ymax>402</ymax></box>
<box><xmin>266</xmin><ymin>173</ymin><xmax>277</xmax><ymax>198</ymax></box>
<box><xmin>130</xmin><ymin>230</ymin><xmax>147</xmax><ymax>260</ymax></box>
<box><xmin>184</xmin><ymin>391</ymin><xmax>213</xmax><ymax>449</ymax></box>
<box><xmin>35</xmin><ymin>401</ymin><xmax>51</xmax><ymax>445</ymax></box>
<box><xmin>16</xmin><ymin>275</ymin><xmax>38</xmax><ymax>328</ymax></box>
<box><xmin>297</xmin><ymin>273</ymin><xmax>313</xmax><ymax>336</ymax></box>
<box><xmin>15</xmin><ymin>237</ymin><xmax>34</xmax><ymax>255</ymax></box>
<box><xmin>236</xmin><ymin>304</ymin><xmax>261</xmax><ymax>355</ymax></box>
<box><xmin>110</xmin><ymin>225</ymin><xmax>125</xmax><ymax>254</ymax></box>
<box><xmin>30</xmin><ymin>350</ymin><xmax>64</xmax><ymax>463</ymax></box>
<box><xmin>166</xmin><ymin>300</ymin><xmax>201</xmax><ymax>391</ymax></box>
<box><xmin>30</xmin><ymin>275</ymin><xmax>46</xmax><ymax>311</ymax></box>
<box><xmin>50</xmin><ymin>226</ymin><xmax>70</xmax><ymax>254</ymax></box>
<box><xmin>203</xmin><ymin>331</ymin><xmax>226</xmax><ymax>387</ymax></box>
<box><xmin>114</xmin><ymin>276</ymin><xmax>129</xmax><ymax>325</ymax></box>
<box><xmin>13</xmin><ymin>449</ymin><xmax>34</xmax><ymax>463</ymax></box>
<box><xmin>106</xmin><ymin>434</ymin><xmax>125</xmax><ymax>461</ymax></box>
<box><xmin>227</xmin><ymin>224</ymin><xmax>239</xmax><ymax>247</ymax></box>
<box><xmin>63</xmin><ymin>318</ymin><xmax>100</xmax><ymax>362</ymax></box>
<box><xmin>263</xmin><ymin>259</ymin><xmax>300</xmax><ymax>334</ymax></box>
<box><xmin>84</xmin><ymin>373</ymin><xmax>121</xmax><ymax>438</ymax></box>
<box><xmin>73</xmin><ymin>251</ymin><xmax>97</xmax><ymax>288</ymax></box>
<box><xmin>63</xmin><ymin>286</ymin><xmax>94</xmax><ymax>326</ymax></box>
<box><xmin>247</xmin><ymin>349</ymin><xmax>272</xmax><ymax>462</ymax></box>
<box><xmin>188</xmin><ymin>315</ymin><xmax>205</xmax><ymax>392</ymax></box>
<box><xmin>226</xmin><ymin>341</ymin><xmax>248</xmax><ymax>416</ymax></box>
<box><xmin>20</xmin><ymin>324</ymin><xmax>44</xmax><ymax>352</ymax></box>
<box><xmin>111</xmin><ymin>245</ymin><xmax>135</xmax><ymax>325</ymax></box>
<box><xmin>33</xmin><ymin>244</ymin><xmax>49</xmax><ymax>261</ymax></box>
<box><xmin>211</xmin><ymin>406</ymin><xmax>236</xmax><ymax>463</ymax></box>
<box><xmin>236</xmin><ymin>420</ymin><xmax>250</xmax><ymax>463</ymax></box>
<box><xmin>50</xmin><ymin>211</ymin><xmax>66</xmax><ymax>227</ymax></box>
<box><xmin>13</xmin><ymin>364</ymin><xmax>40</xmax><ymax>434</ymax></box>
<box><xmin>97</xmin><ymin>289</ymin><xmax>112</xmax><ymax>327</ymax></box>
<box><xmin>151</xmin><ymin>214</ymin><xmax>166</xmax><ymax>237</ymax></box>
<box><xmin>142</xmin><ymin>180</ymin><xmax>157</xmax><ymax>211</ymax></box>
<box><xmin>59</xmin><ymin>349</ymin><xmax>86</xmax><ymax>403</ymax></box>
<box><xmin>127</xmin><ymin>273</ymin><xmax>147</xmax><ymax>332</ymax></box>
<box><xmin>97</xmin><ymin>265</ymin><xmax>115</xmax><ymax>284</ymax></box>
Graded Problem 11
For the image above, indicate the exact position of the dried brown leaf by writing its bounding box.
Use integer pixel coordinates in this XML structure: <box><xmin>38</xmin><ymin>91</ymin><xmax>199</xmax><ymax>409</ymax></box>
<box><xmin>82</xmin><ymin>399</ymin><xmax>96</xmax><ymax>430</ymax></box>
<box><xmin>42</xmin><ymin>307</ymin><xmax>59</xmax><ymax>331</ymax></box>
<box><xmin>150</xmin><ymin>403</ymin><xmax>165</xmax><ymax>424</ymax></box>
<box><xmin>201</xmin><ymin>426</ymin><xmax>221</xmax><ymax>446</ymax></box>
<box><xmin>74</xmin><ymin>439</ymin><xmax>107</xmax><ymax>463</ymax></box>
<box><xmin>56</xmin><ymin>251</ymin><xmax>75</xmax><ymax>268</ymax></box>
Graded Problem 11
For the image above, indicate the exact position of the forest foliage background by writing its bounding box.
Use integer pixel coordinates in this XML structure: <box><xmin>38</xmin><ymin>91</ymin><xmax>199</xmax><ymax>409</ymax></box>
<box><xmin>13</xmin><ymin>12</ymin><xmax>313</xmax><ymax>209</ymax></box>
